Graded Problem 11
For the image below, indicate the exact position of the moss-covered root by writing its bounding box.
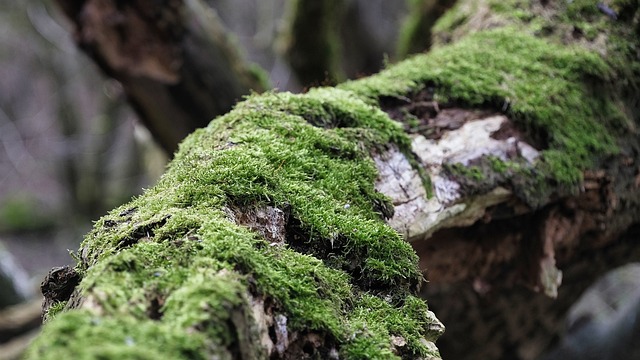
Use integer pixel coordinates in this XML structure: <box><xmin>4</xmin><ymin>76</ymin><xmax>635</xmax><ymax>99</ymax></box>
<box><xmin>26</xmin><ymin>89</ymin><xmax>443</xmax><ymax>359</ymax></box>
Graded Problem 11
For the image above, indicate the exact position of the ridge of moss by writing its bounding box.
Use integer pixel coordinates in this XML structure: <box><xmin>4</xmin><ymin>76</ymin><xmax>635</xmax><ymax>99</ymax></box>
<box><xmin>341</xmin><ymin>26</ymin><xmax>622</xmax><ymax>189</ymax></box>
<box><xmin>29</xmin><ymin>88</ymin><xmax>442</xmax><ymax>358</ymax></box>
<box><xmin>26</xmin><ymin>310</ymin><xmax>207</xmax><ymax>360</ymax></box>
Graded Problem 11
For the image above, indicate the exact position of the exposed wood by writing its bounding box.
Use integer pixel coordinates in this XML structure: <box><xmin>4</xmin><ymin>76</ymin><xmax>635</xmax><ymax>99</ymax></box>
<box><xmin>374</xmin><ymin>100</ymin><xmax>640</xmax><ymax>297</ymax></box>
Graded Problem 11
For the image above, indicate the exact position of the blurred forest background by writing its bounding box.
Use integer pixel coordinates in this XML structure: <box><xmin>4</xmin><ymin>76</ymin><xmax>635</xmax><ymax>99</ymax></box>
<box><xmin>0</xmin><ymin>0</ymin><xmax>165</xmax><ymax>302</ymax></box>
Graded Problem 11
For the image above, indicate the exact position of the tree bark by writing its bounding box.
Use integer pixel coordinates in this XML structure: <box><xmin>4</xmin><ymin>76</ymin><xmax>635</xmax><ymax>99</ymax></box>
<box><xmin>55</xmin><ymin>0</ymin><xmax>268</xmax><ymax>154</ymax></box>
<box><xmin>31</xmin><ymin>0</ymin><xmax>640</xmax><ymax>359</ymax></box>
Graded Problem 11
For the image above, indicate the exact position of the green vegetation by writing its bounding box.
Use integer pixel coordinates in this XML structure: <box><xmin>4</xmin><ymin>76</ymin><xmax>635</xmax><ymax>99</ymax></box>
<box><xmin>346</xmin><ymin>0</ymin><xmax>637</xmax><ymax>195</ymax></box>
<box><xmin>444</xmin><ymin>163</ymin><xmax>485</xmax><ymax>182</ymax></box>
<box><xmin>28</xmin><ymin>1</ymin><xmax>639</xmax><ymax>357</ymax></box>
<box><xmin>29</xmin><ymin>310</ymin><xmax>207</xmax><ymax>360</ymax></box>
<box><xmin>0</xmin><ymin>194</ymin><xmax>55</xmax><ymax>233</ymax></box>
<box><xmin>342</xmin><ymin>26</ymin><xmax>624</xmax><ymax>189</ymax></box>
<box><xmin>345</xmin><ymin>295</ymin><xmax>442</xmax><ymax>359</ymax></box>
<box><xmin>43</xmin><ymin>301</ymin><xmax>68</xmax><ymax>323</ymax></box>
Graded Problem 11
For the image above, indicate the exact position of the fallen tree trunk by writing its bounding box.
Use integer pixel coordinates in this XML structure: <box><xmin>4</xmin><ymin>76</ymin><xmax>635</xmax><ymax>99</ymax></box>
<box><xmin>30</xmin><ymin>1</ymin><xmax>639</xmax><ymax>359</ymax></box>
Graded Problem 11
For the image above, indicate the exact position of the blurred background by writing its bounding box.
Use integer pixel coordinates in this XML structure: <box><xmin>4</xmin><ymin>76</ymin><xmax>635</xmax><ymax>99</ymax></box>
<box><xmin>0</xmin><ymin>0</ymin><xmax>163</xmax><ymax>302</ymax></box>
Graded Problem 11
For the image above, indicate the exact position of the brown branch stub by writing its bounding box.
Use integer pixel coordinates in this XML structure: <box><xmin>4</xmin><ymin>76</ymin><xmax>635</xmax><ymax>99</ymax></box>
<box><xmin>41</xmin><ymin>266</ymin><xmax>81</xmax><ymax>316</ymax></box>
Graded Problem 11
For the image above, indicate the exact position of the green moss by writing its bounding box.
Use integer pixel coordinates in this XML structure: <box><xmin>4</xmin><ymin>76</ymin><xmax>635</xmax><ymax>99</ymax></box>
<box><xmin>436</xmin><ymin>0</ymin><xmax>639</xmax><ymax>97</ymax></box>
<box><xmin>341</xmin><ymin>27</ymin><xmax>621</xmax><ymax>189</ymax></box>
<box><xmin>342</xmin><ymin>295</ymin><xmax>442</xmax><ymax>359</ymax></box>
<box><xmin>565</xmin><ymin>0</ymin><xmax>603</xmax><ymax>19</ymax></box>
<box><xmin>26</xmin><ymin>310</ymin><xmax>207</xmax><ymax>360</ymax></box>
<box><xmin>488</xmin><ymin>156</ymin><xmax>509</xmax><ymax>173</ymax></box>
<box><xmin>32</xmin><ymin>3</ymin><xmax>638</xmax><ymax>356</ymax></box>
<box><xmin>426</xmin><ymin>0</ymin><xmax>638</xmax><ymax>192</ymax></box>
<box><xmin>30</xmin><ymin>87</ymin><xmax>439</xmax><ymax>358</ymax></box>
<box><xmin>431</xmin><ymin>0</ymin><xmax>474</xmax><ymax>37</ymax></box>
<box><xmin>444</xmin><ymin>163</ymin><xmax>484</xmax><ymax>181</ymax></box>
<box><xmin>43</xmin><ymin>301</ymin><xmax>67</xmax><ymax>323</ymax></box>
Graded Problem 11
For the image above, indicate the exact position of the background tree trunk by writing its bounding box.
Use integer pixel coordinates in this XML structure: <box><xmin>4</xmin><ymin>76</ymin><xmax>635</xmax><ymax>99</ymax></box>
<box><xmin>55</xmin><ymin>0</ymin><xmax>268</xmax><ymax>154</ymax></box>
<box><xmin>30</xmin><ymin>0</ymin><xmax>640</xmax><ymax>359</ymax></box>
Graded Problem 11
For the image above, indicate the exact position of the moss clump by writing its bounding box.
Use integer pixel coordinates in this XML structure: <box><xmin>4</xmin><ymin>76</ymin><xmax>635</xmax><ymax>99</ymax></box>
<box><xmin>343</xmin><ymin>295</ymin><xmax>442</xmax><ymax>359</ymax></box>
<box><xmin>26</xmin><ymin>310</ymin><xmax>207</xmax><ymax>360</ymax></box>
<box><xmin>28</xmin><ymin>88</ymin><xmax>441</xmax><ymax>359</ymax></box>
<box><xmin>43</xmin><ymin>301</ymin><xmax>67</xmax><ymax>323</ymax></box>
<box><xmin>341</xmin><ymin>27</ymin><xmax>621</xmax><ymax>190</ymax></box>
<box><xmin>443</xmin><ymin>156</ymin><xmax>550</xmax><ymax>208</ymax></box>
<box><xmin>430</xmin><ymin>0</ymin><xmax>479</xmax><ymax>40</ymax></box>
<box><xmin>444</xmin><ymin>163</ymin><xmax>485</xmax><ymax>182</ymax></box>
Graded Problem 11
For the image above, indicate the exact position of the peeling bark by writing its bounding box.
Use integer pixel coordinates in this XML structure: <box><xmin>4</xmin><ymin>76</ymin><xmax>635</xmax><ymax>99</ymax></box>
<box><xmin>369</xmin><ymin>86</ymin><xmax>640</xmax><ymax>357</ymax></box>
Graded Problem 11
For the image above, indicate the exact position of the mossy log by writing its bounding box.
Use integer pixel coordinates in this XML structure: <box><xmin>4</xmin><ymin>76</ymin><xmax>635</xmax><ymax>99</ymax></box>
<box><xmin>31</xmin><ymin>0</ymin><xmax>640</xmax><ymax>359</ymax></box>
<box><xmin>281</xmin><ymin>0</ymin><xmax>346</xmax><ymax>86</ymax></box>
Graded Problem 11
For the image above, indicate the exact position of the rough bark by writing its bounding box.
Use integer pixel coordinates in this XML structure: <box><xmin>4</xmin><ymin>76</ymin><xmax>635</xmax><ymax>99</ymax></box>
<box><xmin>31</xmin><ymin>0</ymin><xmax>640</xmax><ymax>359</ymax></box>
<box><xmin>55</xmin><ymin>0</ymin><xmax>268</xmax><ymax>154</ymax></box>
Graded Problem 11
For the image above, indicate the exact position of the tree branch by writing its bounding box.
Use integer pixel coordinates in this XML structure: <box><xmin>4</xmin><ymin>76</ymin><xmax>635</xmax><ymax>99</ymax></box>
<box><xmin>55</xmin><ymin>0</ymin><xmax>268</xmax><ymax>154</ymax></box>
